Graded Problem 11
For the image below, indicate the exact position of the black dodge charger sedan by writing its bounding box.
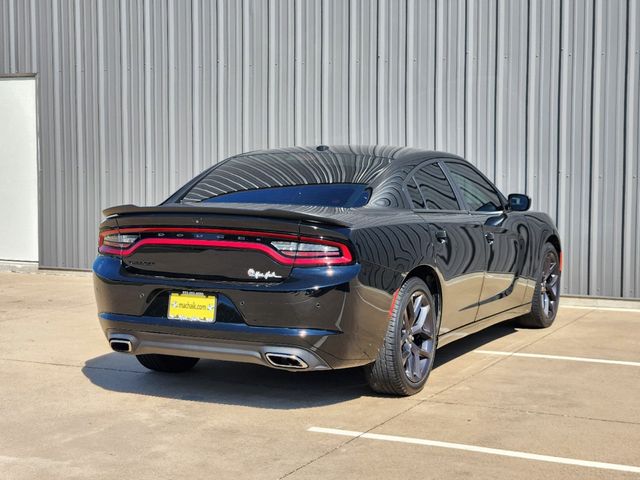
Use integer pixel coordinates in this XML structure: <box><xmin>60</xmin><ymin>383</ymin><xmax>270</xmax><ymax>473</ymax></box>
<box><xmin>93</xmin><ymin>145</ymin><xmax>561</xmax><ymax>396</ymax></box>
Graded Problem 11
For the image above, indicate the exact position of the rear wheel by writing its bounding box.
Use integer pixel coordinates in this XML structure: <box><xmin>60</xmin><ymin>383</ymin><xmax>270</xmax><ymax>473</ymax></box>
<box><xmin>519</xmin><ymin>242</ymin><xmax>561</xmax><ymax>328</ymax></box>
<box><xmin>366</xmin><ymin>278</ymin><xmax>438</xmax><ymax>396</ymax></box>
<box><xmin>136</xmin><ymin>354</ymin><xmax>200</xmax><ymax>373</ymax></box>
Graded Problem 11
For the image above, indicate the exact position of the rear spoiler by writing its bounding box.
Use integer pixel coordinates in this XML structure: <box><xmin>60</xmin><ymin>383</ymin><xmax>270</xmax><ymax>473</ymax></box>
<box><xmin>102</xmin><ymin>203</ymin><xmax>352</xmax><ymax>227</ymax></box>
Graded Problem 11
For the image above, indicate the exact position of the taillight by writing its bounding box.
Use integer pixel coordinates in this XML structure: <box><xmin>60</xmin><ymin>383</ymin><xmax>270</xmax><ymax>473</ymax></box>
<box><xmin>270</xmin><ymin>239</ymin><xmax>352</xmax><ymax>266</ymax></box>
<box><xmin>97</xmin><ymin>227</ymin><xmax>353</xmax><ymax>267</ymax></box>
<box><xmin>98</xmin><ymin>230</ymin><xmax>139</xmax><ymax>255</ymax></box>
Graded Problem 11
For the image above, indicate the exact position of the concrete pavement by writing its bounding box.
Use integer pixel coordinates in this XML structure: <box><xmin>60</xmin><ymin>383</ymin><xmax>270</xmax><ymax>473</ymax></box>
<box><xmin>1</xmin><ymin>271</ymin><xmax>639</xmax><ymax>479</ymax></box>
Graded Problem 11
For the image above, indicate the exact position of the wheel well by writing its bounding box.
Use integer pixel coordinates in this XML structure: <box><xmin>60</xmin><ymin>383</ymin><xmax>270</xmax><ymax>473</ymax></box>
<box><xmin>546</xmin><ymin>234</ymin><xmax>561</xmax><ymax>254</ymax></box>
<box><xmin>405</xmin><ymin>265</ymin><xmax>441</xmax><ymax>297</ymax></box>
<box><xmin>405</xmin><ymin>265</ymin><xmax>442</xmax><ymax>323</ymax></box>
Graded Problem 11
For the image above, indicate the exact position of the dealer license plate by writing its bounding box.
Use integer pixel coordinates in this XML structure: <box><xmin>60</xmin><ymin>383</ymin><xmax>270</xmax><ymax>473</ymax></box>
<box><xmin>167</xmin><ymin>292</ymin><xmax>216</xmax><ymax>323</ymax></box>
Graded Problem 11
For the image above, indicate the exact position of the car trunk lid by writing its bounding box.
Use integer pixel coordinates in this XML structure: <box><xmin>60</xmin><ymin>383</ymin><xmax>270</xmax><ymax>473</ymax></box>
<box><xmin>99</xmin><ymin>204</ymin><xmax>353</xmax><ymax>282</ymax></box>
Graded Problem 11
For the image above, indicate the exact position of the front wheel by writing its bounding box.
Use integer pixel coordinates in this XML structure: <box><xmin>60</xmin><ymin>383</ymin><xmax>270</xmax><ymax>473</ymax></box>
<box><xmin>519</xmin><ymin>242</ymin><xmax>561</xmax><ymax>328</ymax></box>
<box><xmin>366</xmin><ymin>277</ymin><xmax>439</xmax><ymax>396</ymax></box>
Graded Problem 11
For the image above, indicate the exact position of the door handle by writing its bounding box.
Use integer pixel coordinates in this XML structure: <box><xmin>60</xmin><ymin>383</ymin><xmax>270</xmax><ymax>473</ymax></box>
<box><xmin>435</xmin><ymin>230</ymin><xmax>448</xmax><ymax>244</ymax></box>
<box><xmin>484</xmin><ymin>232</ymin><xmax>495</xmax><ymax>245</ymax></box>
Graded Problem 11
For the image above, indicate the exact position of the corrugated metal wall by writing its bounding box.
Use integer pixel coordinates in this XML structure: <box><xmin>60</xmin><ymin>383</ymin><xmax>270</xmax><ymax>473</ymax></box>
<box><xmin>0</xmin><ymin>0</ymin><xmax>638</xmax><ymax>298</ymax></box>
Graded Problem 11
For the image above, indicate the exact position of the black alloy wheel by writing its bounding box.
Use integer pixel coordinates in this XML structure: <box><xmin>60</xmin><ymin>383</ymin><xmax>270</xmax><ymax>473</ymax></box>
<box><xmin>540</xmin><ymin>250</ymin><xmax>561</xmax><ymax>319</ymax></box>
<box><xmin>519</xmin><ymin>242</ymin><xmax>561</xmax><ymax>328</ymax></box>
<box><xmin>367</xmin><ymin>277</ymin><xmax>438</xmax><ymax>396</ymax></box>
<box><xmin>401</xmin><ymin>290</ymin><xmax>436</xmax><ymax>383</ymax></box>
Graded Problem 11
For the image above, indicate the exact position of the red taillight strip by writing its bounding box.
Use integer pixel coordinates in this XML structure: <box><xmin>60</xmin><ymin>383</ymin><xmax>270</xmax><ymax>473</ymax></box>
<box><xmin>99</xmin><ymin>227</ymin><xmax>299</xmax><ymax>245</ymax></box>
<box><xmin>98</xmin><ymin>228</ymin><xmax>353</xmax><ymax>266</ymax></box>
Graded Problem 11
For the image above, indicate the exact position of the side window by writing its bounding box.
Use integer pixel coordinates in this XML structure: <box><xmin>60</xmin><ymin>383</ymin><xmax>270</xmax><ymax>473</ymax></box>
<box><xmin>406</xmin><ymin>177</ymin><xmax>425</xmax><ymax>209</ymax></box>
<box><xmin>446</xmin><ymin>162</ymin><xmax>503</xmax><ymax>212</ymax></box>
<box><xmin>412</xmin><ymin>163</ymin><xmax>460</xmax><ymax>210</ymax></box>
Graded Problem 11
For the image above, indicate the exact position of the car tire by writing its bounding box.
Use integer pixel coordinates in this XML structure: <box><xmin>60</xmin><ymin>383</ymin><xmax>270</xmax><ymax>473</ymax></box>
<box><xmin>366</xmin><ymin>277</ymin><xmax>439</xmax><ymax>396</ymax></box>
<box><xmin>518</xmin><ymin>242</ymin><xmax>561</xmax><ymax>328</ymax></box>
<box><xmin>136</xmin><ymin>354</ymin><xmax>200</xmax><ymax>373</ymax></box>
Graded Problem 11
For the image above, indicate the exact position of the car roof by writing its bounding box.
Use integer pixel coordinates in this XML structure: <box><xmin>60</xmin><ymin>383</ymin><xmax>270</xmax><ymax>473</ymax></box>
<box><xmin>171</xmin><ymin>145</ymin><xmax>471</xmax><ymax>206</ymax></box>
<box><xmin>232</xmin><ymin>145</ymin><xmax>466</xmax><ymax>167</ymax></box>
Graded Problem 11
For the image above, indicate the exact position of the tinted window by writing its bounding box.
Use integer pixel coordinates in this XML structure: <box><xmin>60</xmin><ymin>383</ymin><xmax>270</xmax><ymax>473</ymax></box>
<box><xmin>446</xmin><ymin>162</ymin><xmax>503</xmax><ymax>212</ymax></box>
<box><xmin>201</xmin><ymin>184</ymin><xmax>370</xmax><ymax>208</ymax></box>
<box><xmin>181</xmin><ymin>151</ymin><xmax>390</xmax><ymax>203</ymax></box>
<box><xmin>411</xmin><ymin>163</ymin><xmax>460</xmax><ymax>210</ymax></box>
<box><xmin>406</xmin><ymin>178</ymin><xmax>425</xmax><ymax>209</ymax></box>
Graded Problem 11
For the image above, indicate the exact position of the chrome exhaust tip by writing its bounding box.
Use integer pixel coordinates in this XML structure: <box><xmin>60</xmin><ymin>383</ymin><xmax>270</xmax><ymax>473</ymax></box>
<box><xmin>265</xmin><ymin>352</ymin><xmax>308</xmax><ymax>369</ymax></box>
<box><xmin>109</xmin><ymin>338</ymin><xmax>133</xmax><ymax>353</ymax></box>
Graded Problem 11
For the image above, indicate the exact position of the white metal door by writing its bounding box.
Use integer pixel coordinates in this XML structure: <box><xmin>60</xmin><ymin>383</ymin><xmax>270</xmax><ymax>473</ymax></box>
<box><xmin>0</xmin><ymin>77</ymin><xmax>38</xmax><ymax>263</ymax></box>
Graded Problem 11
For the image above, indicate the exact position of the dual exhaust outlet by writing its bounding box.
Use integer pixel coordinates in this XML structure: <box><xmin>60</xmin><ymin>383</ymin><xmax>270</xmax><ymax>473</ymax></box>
<box><xmin>264</xmin><ymin>352</ymin><xmax>308</xmax><ymax>369</ymax></box>
<box><xmin>109</xmin><ymin>338</ymin><xmax>133</xmax><ymax>353</ymax></box>
<box><xmin>109</xmin><ymin>337</ymin><xmax>308</xmax><ymax>370</ymax></box>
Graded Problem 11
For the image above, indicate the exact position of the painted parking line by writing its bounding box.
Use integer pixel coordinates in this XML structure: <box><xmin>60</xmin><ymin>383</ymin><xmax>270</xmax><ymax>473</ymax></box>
<box><xmin>474</xmin><ymin>350</ymin><xmax>640</xmax><ymax>367</ymax></box>
<box><xmin>308</xmin><ymin>427</ymin><xmax>640</xmax><ymax>474</ymax></box>
<box><xmin>561</xmin><ymin>305</ymin><xmax>640</xmax><ymax>313</ymax></box>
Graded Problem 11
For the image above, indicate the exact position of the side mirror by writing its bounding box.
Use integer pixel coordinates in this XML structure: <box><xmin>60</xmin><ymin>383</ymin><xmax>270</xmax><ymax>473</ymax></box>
<box><xmin>508</xmin><ymin>193</ymin><xmax>531</xmax><ymax>212</ymax></box>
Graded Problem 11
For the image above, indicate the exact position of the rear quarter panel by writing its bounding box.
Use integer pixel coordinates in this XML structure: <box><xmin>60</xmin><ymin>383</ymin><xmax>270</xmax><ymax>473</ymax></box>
<box><xmin>522</xmin><ymin>211</ymin><xmax>562</xmax><ymax>298</ymax></box>
<box><xmin>348</xmin><ymin>211</ymin><xmax>437</xmax><ymax>296</ymax></box>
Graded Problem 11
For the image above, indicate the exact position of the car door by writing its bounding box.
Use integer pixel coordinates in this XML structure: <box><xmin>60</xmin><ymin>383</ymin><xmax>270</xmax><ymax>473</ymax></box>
<box><xmin>404</xmin><ymin>161</ymin><xmax>486</xmax><ymax>333</ymax></box>
<box><xmin>444</xmin><ymin>161</ymin><xmax>530</xmax><ymax>320</ymax></box>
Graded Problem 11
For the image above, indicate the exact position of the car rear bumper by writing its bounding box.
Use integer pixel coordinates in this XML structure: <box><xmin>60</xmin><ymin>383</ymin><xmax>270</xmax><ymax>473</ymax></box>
<box><xmin>93</xmin><ymin>255</ymin><xmax>394</xmax><ymax>370</ymax></box>
<box><xmin>102</xmin><ymin>327</ymin><xmax>332</xmax><ymax>371</ymax></box>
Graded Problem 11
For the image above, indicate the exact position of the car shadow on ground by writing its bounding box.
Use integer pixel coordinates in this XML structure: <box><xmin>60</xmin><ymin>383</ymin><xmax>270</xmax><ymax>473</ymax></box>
<box><xmin>82</xmin><ymin>321</ymin><xmax>517</xmax><ymax>409</ymax></box>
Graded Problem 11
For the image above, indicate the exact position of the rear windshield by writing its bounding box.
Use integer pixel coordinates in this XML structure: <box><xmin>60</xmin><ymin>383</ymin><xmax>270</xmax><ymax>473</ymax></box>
<box><xmin>180</xmin><ymin>150</ymin><xmax>390</xmax><ymax>206</ymax></box>
<box><xmin>200</xmin><ymin>184</ymin><xmax>370</xmax><ymax>207</ymax></box>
